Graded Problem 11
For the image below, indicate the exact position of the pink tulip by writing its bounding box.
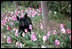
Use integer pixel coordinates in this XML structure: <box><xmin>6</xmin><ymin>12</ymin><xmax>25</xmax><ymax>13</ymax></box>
<box><xmin>9</xmin><ymin>17</ymin><xmax>12</xmax><ymax>19</ymax></box>
<box><xmin>31</xmin><ymin>32</ymin><xmax>37</xmax><ymax>41</ymax></box>
<box><xmin>25</xmin><ymin>9</ymin><xmax>28</xmax><ymax>12</ymax></box>
<box><xmin>49</xmin><ymin>10</ymin><xmax>51</xmax><ymax>13</ymax></box>
<box><xmin>6</xmin><ymin>10</ymin><xmax>7</xmax><ymax>13</ymax></box>
<box><xmin>47</xmin><ymin>31</ymin><xmax>51</xmax><ymax>36</ymax></box>
<box><xmin>11</xmin><ymin>11</ymin><xmax>13</xmax><ymax>14</ymax></box>
<box><xmin>32</xmin><ymin>8</ymin><xmax>35</xmax><ymax>12</ymax></box>
<box><xmin>7</xmin><ymin>36</ymin><xmax>11</xmax><ymax>43</ymax></box>
<box><xmin>5</xmin><ymin>15</ymin><xmax>7</xmax><ymax>17</ymax></box>
<box><xmin>53</xmin><ymin>30</ymin><xmax>57</xmax><ymax>34</ymax></box>
<box><xmin>19</xmin><ymin>16</ymin><xmax>22</xmax><ymax>18</ymax></box>
<box><xmin>69</xmin><ymin>35</ymin><xmax>71</xmax><ymax>40</ymax></box>
<box><xmin>15</xmin><ymin>10</ymin><xmax>17</xmax><ymax>14</ymax></box>
<box><xmin>20</xmin><ymin>9</ymin><xmax>23</xmax><ymax>14</ymax></box>
<box><xmin>3</xmin><ymin>17</ymin><xmax>5</xmax><ymax>19</ymax></box>
<box><xmin>1</xmin><ymin>12</ymin><xmax>4</xmax><ymax>16</ymax></box>
<box><xmin>38</xmin><ymin>10</ymin><xmax>41</xmax><ymax>12</ymax></box>
<box><xmin>38</xmin><ymin>13</ymin><xmax>40</xmax><ymax>16</ymax></box>
<box><xmin>16</xmin><ymin>41</ymin><xmax>19</xmax><ymax>46</ymax></box>
<box><xmin>22</xmin><ymin>32</ymin><xmax>25</xmax><ymax>37</ymax></box>
<box><xmin>8</xmin><ymin>19</ymin><xmax>10</xmax><ymax>22</ymax></box>
<box><xmin>39</xmin><ymin>8</ymin><xmax>41</xmax><ymax>12</ymax></box>
<box><xmin>39</xmin><ymin>8</ymin><xmax>41</xmax><ymax>11</ymax></box>
<box><xmin>15</xmin><ymin>32</ymin><xmax>18</xmax><ymax>36</ymax></box>
<box><xmin>21</xmin><ymin>13</ymin><xmax>24</xmax><ymax>17</ymax></box>
<box><xmin>20</xmin><ymin>43</ymin><xmax>22</xmax><ymax>48</ymax></box>
<box><xmin>61</xmin><ymin>28</ymin><xmax>65</xmax><ymax>33</ymax></box>
<box><xmin>32</xmin><ymin>12</ymin><xmax>35</xmax><ymax>16</ymax></box>
<box><xmin>10</xmin><ymin>22</ymin><xmax>13</xmax><ymax>25</ymax></box>
<box><xmin>4</xmin><ymin>20</ymin><xmax>7</xmax><ymax>22</ymax></box>
<box><xmin>18</xmin><ymin>11</ymin><xmax>20</xmax><ymax>13</ymax></box>
<box><xmin>10</xmin><ymin>13</ymin><xmax>12</xmax><ymax>16</ymax></box>
<box><xmin>60</xmin><ymin>24</ymin><xmax>64</xmax><ymax>28</ymax></box>
<box><xmin>28</xmin><ymin>12</ymin><xmax>31</xmax><ymax>16</ymax></box>
<box><xmin>12</xmin><ymin>16</ymin><xmax>14</xmax><ymax>18</ymax></box>
<box><xmin>40</xmin><ymin>24</ymin><xmax>43</xmax><ymax>29</ymax></box>
<box><xmin>15</xmin><ymin>29</ymin><xmax>18</xmax><ymax>36</ymax></box>
<box><xmin>8</xmin><ymin>11</ymin><xmax>11</xmax><ymax>13</ymax></box>
<box><xmin>29</xmin><ymin>24</ymin><xmax>32</xmax><ymax>29</ymax></box>
<box><xmin>66</xmin><ymin>29</ymin><xmax>71</xmax><ymax>34</ymax></box>
<box><xmin>31</xmin><ymin>32</ymin><xmax>35</xmax><ymax>36</ymax></box>
<box><xmin>55</xmin><ymin>39</ymin><xmax>60</xmax><ymax>45</ymax></box>
<box><xmin>29</xmin><ymin>7</ymin><xmax>31</xmax><ymax>10</ymax></box>
<box><xmin>3</xmin><ymin>35</ymin><xmax>6</xmax><ymax>38</ymax></box>
<box><xmin>37</xmin><ymin>9</ymin><xmax>39</xmax><ymax>11</ymax></box>
<box><xmin>54</xmin><ymin>11</ymin><xmax>57</xmax><ymax>14</ymax></box>
<box><xmin>6</xmin><ymin>14</ymin><xmax>9</xmax><ymax>16</ymax></box>
<box><xmin>7</xmin><ymin>25</ymin><xmax>10</xmax><ymax>30</ymax></box>
<box><xmin>31</xmin><ymin>36</ymin><xmax>37</xmax><ymax>41</ymax></box>
<box><xmin>13</xmin><ymin>27</ymin><xmax>16</xmax><ymax>31</ymax></box>
<box><xmin>43</xmin><ymin>36</ymin><xmax>47</xmax><ymax>41</ymax></box>
<box><xmin>12</xmin><ymin>18</ymin><xmax>15</xmax><ymax>21</ymax></box>
<box><xmin>1</xmin><ymin>14</ymin><xmax>4</xmax><ymax>17</ymax></box>
<box><xmin>41</xmin><ymin>45</ymin><xmax>46</xmax><ymax>48</ymax></box>
<box><xmin>1</xmin><ymin>20</ymin><xmax>5</xmax><ymax>25</ymax></box>
<box><xmin>25</xmin><ymin>28</ymin><xmax>27</xmax><ymax>32</ymax></box>
<box><xmin>34</xmin><ymin>12</ymin><xmax>37</xmax><ymax>15</ymax></box>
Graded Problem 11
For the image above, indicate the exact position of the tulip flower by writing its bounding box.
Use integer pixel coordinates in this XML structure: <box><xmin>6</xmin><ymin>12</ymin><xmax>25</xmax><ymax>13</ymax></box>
<box><xmin>69</xmin><ymin>35</ymin><xmax>71</xmax><ymax>40</ymax></box>
<box><xmin>66</xmin><ymin>29</ymin><xmax>71</xmax><ymax>34</ymax></box>
<box><xmin>40</xmin><ymin>24</ymin><xmax>43</xmax><ymax>29</ymax></box>
<box><xmin>22</xmin><ymin>32</ymin><xmax>25</xmax><ymax>37</ymax></box>
<box><xmin>41</xmin><ymin>45</ymin><xmax>46</xmax><ymax>48</ymax></box>
<box><xmin>20</xmin><ymin>43</ymin><xmax>22</xmax><ymax>48</ymax></box>
<box><xmin>55</xmin><ymin>39</ymin><xmax>60</xmax><ymax>45</ymax></box>
<box><xmin>7</xmin><ymin>36</ymin><xmax>11</xmax><ymax>43</ymax></box>
<box><xmin>60</xmin><ymin>24</ymin><xmax>64</xmax><ymax>28</ymax></box>
<box><xmin>7</xmin><ymin>25</ymin><xmax>10</xmax><ymax>30</ymax></box>
<box><xmin>43</xmin><ymin>35</ymin><xmax>47</xmax><ymax>42</ymax></box>
<box><xmin>61</xmin><ymin>28</ymin><xmax>65</xmax><ymax>33</ymax></box>
<box><xmin>47</xmin><ymin>31</ymin><xmax>51</xmax><ymax>36</ymax></box>
<box><xmin>24</xmin><ymin>28</ymin><xmax>27</xmax><ymax>32</ymax></box>
<box><xmin>29</xmin><ymin>24</ymin><xmax>32</xmax><ymax>29</ymax></box>
<box><xmin>16</xmin><ymin>41</ymin><xmax>19</xmax><ymax>46</ymax></box>
<box><xmin>54</xmin><ymin>11</ymin><xmax>57</xmax><ymax>14</ymax></box>
<box><xmin>53</xmin><ymin>30</ymin><xmax>57</xmax><ymax>34</ymax></box>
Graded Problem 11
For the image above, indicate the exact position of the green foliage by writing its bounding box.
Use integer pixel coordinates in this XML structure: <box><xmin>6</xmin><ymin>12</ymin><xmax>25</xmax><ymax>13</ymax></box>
<box><xmin>1</xmin><ymin>1</ymin><xmax>71</xmax><ymax>16</ymax></box>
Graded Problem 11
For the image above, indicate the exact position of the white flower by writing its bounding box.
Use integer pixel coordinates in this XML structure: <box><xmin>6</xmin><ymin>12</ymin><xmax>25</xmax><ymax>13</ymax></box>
<box><xmin>43</xmin><ymin>36</ymin><xmax>47</xmax><ymax>42</ymax></box>
<box><xmin>16</xmin><ymin>29</ymin><xmax>18</xmax><ymax>33</ymax></box>
<box><xmin>22</xmin><ymin>32</ymin><xmax>25</xmax><ymax>37</ymax></box>
<box><xmin>61</xmin><ymin>28</ymin><xmax>65</xmax><ymax>33</ymax></box>
<box><xmin>3</xmin><ymin>35</ymin><xmax>6</xmax><ymax>38</ymax></box>
<box><xmin>20</xmin><ymin>43</ymin><xmax>22</xmax><ymax>48</ymax></box>
<box><xmin>41</xmin><ymin>45</ymin><xmax>46</xmax><ymax>48</ymax></box>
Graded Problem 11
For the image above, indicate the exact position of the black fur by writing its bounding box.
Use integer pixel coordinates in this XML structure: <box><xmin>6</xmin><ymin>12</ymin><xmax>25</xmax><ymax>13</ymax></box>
<box><xmin>16</xmin><ymin>13</ymin><xmax>32</xmax><ymax>35</ymax></box>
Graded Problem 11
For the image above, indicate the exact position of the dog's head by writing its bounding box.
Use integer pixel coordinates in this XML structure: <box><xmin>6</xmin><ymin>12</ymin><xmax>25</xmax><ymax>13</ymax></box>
<box><xmin>16</xmin><ymin>13</ymin><xmax>28</xmax><ymax>27</ymax></box>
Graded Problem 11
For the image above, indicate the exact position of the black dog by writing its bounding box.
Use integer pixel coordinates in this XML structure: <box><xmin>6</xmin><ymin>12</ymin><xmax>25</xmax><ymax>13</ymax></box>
<box><xmin>16</xmin><ymin>13</ymin><xmax>32</xmax><ymax>35</ymax></box>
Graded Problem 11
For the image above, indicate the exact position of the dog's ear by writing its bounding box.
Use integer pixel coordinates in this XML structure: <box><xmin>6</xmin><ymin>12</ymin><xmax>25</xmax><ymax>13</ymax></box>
<box><xmin>16</xmin><ymin>16</ymin><xmax>19</xmax><ymax>21</ymax></box>
<box><xmin>24</xmin><ymin>13</ymin><xmax>27</xmax><ymax>18</ymax></box>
